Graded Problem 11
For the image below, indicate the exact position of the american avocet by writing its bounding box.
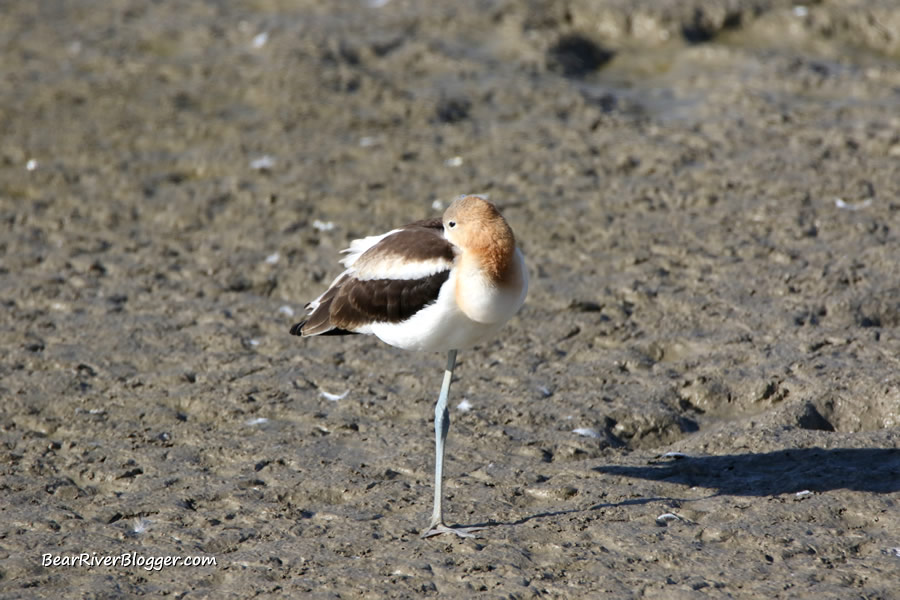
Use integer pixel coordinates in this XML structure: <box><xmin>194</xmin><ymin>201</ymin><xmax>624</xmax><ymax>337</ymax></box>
<box><xmin>290</xmin><ymin>195</ymin><xmax>528</xmax><ymax>538</ymax></box>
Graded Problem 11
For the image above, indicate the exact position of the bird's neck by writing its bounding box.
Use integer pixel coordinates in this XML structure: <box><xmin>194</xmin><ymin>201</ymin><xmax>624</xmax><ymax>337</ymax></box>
<box><xmin>464</xmin><ymin>220</ymin><xmax>516</xmax><ymax>285</ymax></box>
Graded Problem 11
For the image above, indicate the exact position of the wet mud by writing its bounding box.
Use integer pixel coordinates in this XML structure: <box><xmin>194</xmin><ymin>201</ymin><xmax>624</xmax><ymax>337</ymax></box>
<box><xmin>1</xmin><ymin>0</ymin><xmax>899</xmax><ymax>597</ymax></box>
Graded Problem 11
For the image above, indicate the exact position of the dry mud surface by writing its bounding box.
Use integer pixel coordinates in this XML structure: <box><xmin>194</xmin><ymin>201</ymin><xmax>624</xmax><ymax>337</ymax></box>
<box><xmin>2</xmin><ymin>0</ymin><xmax>900</xmax><ymax>598</ymax></box>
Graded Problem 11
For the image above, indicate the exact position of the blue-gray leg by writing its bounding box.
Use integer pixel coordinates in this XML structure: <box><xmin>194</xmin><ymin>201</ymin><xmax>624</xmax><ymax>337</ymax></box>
<box><xmin>421</xmin><ymin>350</ymin><xmax>485</xmax><ymax>539</ymax></box>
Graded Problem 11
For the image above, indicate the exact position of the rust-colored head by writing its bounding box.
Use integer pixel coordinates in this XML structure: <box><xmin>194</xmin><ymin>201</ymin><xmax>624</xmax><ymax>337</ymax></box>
<box><xmin>443</xmin><ymin>195</ymin><xmax>516</xmax><ymax>282</ymax></box>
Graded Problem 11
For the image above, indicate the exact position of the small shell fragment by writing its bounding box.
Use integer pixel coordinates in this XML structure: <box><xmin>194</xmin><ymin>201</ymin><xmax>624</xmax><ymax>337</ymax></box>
<box><xmin>572</xmin><ymin>427</ymin><xmax>602</xmax><ymax>438</ymax></box>
<box><xmin>252</xmin><ymin>32</ymin><xmax>269</xmax><ymax>48</ymax></box>
<box><xmin>661</xmin><ymin>451</ymin><xmax>689</xmax><ymax>460</ymax></box>
<box><xmin>250</xmin><ymin>155</ymin><xmax>276</xmax><ymax>170</ymax></box>
<box><xmin>320</xmin><ymin>389</ymin><xmax>349</xmax><ymax>402</ymax></box>
<box><xmin>834</xmin><ymin>197</ymin><xmax>872</xmax><ymax>211</ymax></box>
<box><xmin>656</xmin><ymin>513</ymin><xmax>681</xmax><ymax>526</ymax></box>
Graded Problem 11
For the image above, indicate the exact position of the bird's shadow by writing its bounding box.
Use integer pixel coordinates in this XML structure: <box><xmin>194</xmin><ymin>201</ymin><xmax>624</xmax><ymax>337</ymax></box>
<box><xmin>592</xmin><ymin>447</ymin><xmax>900</xmax><ymax>496</ymax></box>
<box><xmin>473</xmin><ymin>447</ymin><xmax>900</xmax><ymax>531</ymax></box>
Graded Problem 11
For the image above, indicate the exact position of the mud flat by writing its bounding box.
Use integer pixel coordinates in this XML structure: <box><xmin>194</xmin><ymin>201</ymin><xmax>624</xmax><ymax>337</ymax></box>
<box><xmin>1</xmin><ymin>0</ymin><xmax>899</xmax><ymax>597</ymax></box>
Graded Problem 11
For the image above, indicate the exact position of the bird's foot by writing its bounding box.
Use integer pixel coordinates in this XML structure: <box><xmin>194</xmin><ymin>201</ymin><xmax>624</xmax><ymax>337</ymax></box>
<box><xmin>420</xmin><ymin>522</ymin><xmax>486</xmax><ymax>539</ymax></box>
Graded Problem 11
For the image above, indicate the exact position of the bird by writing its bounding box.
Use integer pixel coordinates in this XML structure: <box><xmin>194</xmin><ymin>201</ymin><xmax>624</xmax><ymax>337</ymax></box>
<box><xmin>290</xmin><ymin>194</ymin><xmax>528</xmax><ymax>538</ymax></box>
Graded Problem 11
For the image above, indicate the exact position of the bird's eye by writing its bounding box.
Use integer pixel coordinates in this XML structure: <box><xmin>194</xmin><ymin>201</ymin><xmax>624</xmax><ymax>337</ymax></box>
<box><xmin>448</xmin><ymin>221</ymin><xmax>456</xmax><ymax>228</ymax></box>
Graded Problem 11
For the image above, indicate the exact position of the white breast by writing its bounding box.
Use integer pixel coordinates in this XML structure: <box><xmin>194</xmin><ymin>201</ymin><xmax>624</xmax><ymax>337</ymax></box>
<box><xmin>456</xmin><ymin>248</ymin><xmax>528</xmax><ymax>325</ymax></box>
<box><xmin>365</xmin><ymin>270</ymin><xmax>474</xmax><ymax>351</ymax></box>
<box><xmin>365</xmin><ymin>248</ymin><xmax>527</xmax><ymax>352</ymax></box>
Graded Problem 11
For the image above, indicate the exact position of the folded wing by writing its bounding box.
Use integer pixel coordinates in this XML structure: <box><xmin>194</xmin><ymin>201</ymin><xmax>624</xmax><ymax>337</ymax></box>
<box><xmin>292</xmin><ymin>219</ymin><xmax>455</xmax><ymax>337</ymax></box>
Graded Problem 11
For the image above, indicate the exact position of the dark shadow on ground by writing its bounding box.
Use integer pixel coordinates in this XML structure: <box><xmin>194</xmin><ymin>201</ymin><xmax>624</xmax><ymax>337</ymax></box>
<box><xmin>592</xmin><ymin>447</ymin><xmax>900</xmax><ymax>495</ymax></box>
<box><xmin>443</xmin><ymin>448</ymin><xmax>899</xmax><ymax>535</ymax></box>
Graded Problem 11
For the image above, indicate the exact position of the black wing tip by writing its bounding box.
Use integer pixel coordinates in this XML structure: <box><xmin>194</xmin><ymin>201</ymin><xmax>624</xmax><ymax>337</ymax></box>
<box><xmin>290</xmin><ymin>320</ymin><xmax>359</xmax><ymax>337</ymax></box>
<box><xmin>317</xmin><ymin>328</ymin><xmax>360</xmax><ymax>336</ymax></box>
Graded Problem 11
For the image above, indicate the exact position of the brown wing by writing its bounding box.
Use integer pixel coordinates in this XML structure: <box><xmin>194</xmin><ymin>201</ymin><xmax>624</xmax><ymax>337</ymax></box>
<box><xmin>327</xmin><ymin>269</ymin><xmax>450</xmax><ymax>330</ymax></box>
<box><xmin>291</xmin><ymin>221</ymin><xmax>454</xmax><ymax>337</ymax></box>
<box><xmin>352</xmin><ymin>219</ymin><xmax>451</xmax><ymax>278</ymax></box>
<box><xmin>290</xmin><ymin>274</ymin><xmax>355</xmax><ymax>336</ymax></box>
